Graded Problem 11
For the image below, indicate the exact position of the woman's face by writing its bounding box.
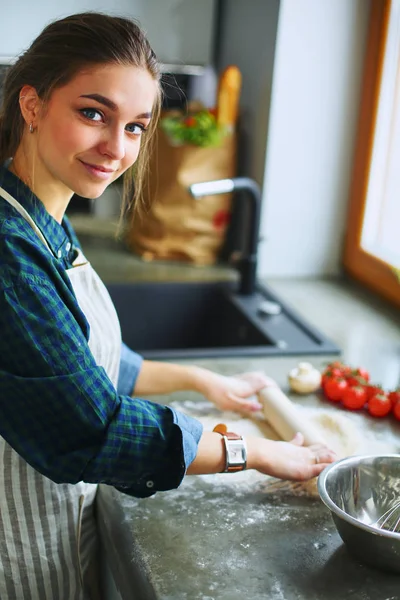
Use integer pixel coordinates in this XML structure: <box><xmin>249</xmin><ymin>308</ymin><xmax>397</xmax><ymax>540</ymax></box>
<box><xmin>35</xmin><ymin>63</ymin><xmax>158</xmax><ymax>199</ymax></box>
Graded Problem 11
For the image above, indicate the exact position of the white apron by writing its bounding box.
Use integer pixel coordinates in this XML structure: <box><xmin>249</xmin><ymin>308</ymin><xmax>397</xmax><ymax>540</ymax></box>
<box><xmin>0</xmin><ymin>186</ymin><xmax>122</xmax><ymax>600</ymax></box>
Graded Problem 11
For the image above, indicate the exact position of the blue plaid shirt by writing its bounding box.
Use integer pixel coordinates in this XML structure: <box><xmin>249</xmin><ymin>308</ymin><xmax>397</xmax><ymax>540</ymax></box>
<box><xmin>0</xmin><ymin>165</ymin><xmax>202</xmax><ymax>497</ymax></box>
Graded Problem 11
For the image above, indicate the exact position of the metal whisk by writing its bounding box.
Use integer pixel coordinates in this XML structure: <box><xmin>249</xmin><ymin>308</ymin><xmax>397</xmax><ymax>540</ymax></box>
<box><xmin>372</xmin><ymin>501</ymin><xmax>400</xmax><ymax>533</ymax></box>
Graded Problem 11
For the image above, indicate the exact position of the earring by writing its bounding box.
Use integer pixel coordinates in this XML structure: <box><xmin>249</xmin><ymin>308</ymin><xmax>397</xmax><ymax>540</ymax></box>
<box><xmin>29</xmin><ymin>123</ymin><xmax>34</xmax><ymax>134</ymax></box>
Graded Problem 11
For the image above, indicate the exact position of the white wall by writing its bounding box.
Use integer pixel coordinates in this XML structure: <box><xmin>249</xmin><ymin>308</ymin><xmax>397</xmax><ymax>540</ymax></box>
<box><xmin>258</xmin><ymin>0</ymin><xmax>371</xmax><ymax>277</ymax></box>
<box><xmin>0</xmin><ymin>0</ymin><xmax>216</xmax><ymax>66</ymax></box>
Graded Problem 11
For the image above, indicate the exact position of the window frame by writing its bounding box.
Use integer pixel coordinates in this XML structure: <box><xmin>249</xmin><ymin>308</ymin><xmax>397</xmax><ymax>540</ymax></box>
<box><xmin>343</xmin><ymin>0</ymin><xmax>400</xmax><ymax>309</ymax></box>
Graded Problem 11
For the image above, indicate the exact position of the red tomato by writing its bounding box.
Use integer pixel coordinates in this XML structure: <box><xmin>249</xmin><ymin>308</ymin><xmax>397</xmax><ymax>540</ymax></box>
<box><xmin>322</xmin><ymin>363</ymin><xmax>350</xmax><ymax>388</ymax></box>
<box><xmin>322</xmin><ymin>370</ymin><xmax>340</xmax><ymax>388</ymax></box>
<box><xmin>354</xmin><ymin>367</ymin><xmax>370</xmax><ymax>382</ymax></box>
<box><xmin>388</xmin><ymin>389</ymin><xmax>400</xmax><ymax>407</ymax></box>
<box><xmin>345</xmin><ymin>374</ymin><xmax>368</xmax><ymax>388</ymax></box>
<box><xmin>367</xmin><ymin>393</ymin><xmax>391</xmax><ymax>418</ymax></box>
<box><xmin>324</xmin><ymin>377</ymin><xmax>348</xmax><ymax>402</ymax></box>
<box><xmin>344</xmin><ymin>368</ymin><xmax>369</xmax><ymax>386</ymax></box>
<box><xmin>323</xmin><ymin>361</ymin><xmax>349</xmax><ymax>376</ymax></box>
<box><xmin>393</xmin><ymin>401</ymin><xmax>400</xmax><ymax>421</ymax></box>
<box><xmin>340</xmin><ymin>365</ymin><xmax>352</xmax><ymax>377</ymax></box>
<box><xmin>184</xmin><ymin>116</ymin><xmax>196</xmax><ymax>127</ymax></box>
<box><xmin>342</xmin><ymin>386</ymin><xmax>367</xmax><ymax>410</ymax></box>
<box><xmin>366</xmin><ymin>384</ymin><xmax>384</xmax><ymax>400</ymax></box>
<box><xmin>324</xmin><ymin>367</ymin><xmax>344</xmax><ymax>379</ymax></box>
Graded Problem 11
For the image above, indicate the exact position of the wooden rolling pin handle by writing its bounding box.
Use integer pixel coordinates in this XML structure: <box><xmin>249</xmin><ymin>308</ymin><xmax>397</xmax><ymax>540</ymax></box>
<box><xmin>258</xmin><ymin>386</ymin><xmax>325</xmax><ymax>447</ymax></box>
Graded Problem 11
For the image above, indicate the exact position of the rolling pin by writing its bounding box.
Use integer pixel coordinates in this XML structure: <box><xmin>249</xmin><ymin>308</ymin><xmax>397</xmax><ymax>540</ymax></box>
<box><xmin>258</xmin><ymin>386</ymin><xmax>325</xmax><ymax>446</ymax></box>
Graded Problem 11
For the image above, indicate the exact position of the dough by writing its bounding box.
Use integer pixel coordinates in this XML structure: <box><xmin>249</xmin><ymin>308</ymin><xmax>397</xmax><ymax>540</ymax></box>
<box><xmin>304</xmin><ymin>408</ymin><xmax>362</xmax><ymax>457</ymax></box>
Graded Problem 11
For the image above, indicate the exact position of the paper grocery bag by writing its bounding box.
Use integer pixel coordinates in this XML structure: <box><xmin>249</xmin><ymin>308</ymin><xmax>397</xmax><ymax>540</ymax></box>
<box><xmin>126</xmin><ymin>128</ymin><xmax>237</xmax><ymax>265</ymax></box>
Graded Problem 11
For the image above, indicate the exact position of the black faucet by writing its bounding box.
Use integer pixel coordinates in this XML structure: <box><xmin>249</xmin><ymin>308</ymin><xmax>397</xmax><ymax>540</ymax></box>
<box><xmin>189</xmin><ymin>177</ymin><xmax>261</xmax><ymax>295</ymax></box>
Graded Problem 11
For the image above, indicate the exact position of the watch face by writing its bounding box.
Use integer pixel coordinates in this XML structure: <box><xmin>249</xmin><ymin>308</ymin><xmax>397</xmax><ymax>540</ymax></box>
<box><xmin>227</xmin><ymin>441</ymin><xmax>245</xmax><ymax>465</ymax></box>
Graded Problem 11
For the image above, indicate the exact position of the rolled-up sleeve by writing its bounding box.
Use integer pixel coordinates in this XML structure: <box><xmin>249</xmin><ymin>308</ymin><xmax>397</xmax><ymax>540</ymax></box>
<box><xmin>117</xmin><ymin>342</ymin><xmax>143</xmax><ymax>396</ymax></box>
<box><xmin>117</xmin><ymin>343</ymin><xmax>203</xmax><ymax>473</ymax></box>
<box><xmin>170</xmin><ymin>407</ymin><xmax>203</xmax><ymax>470</ymax></box>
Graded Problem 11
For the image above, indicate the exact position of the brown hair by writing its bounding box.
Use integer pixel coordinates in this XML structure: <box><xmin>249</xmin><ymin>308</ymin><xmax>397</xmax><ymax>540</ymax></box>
<box><xmin>0</xmin><ymin>12</ymin><xmax>162</xmax><ymax>219</ymax></box>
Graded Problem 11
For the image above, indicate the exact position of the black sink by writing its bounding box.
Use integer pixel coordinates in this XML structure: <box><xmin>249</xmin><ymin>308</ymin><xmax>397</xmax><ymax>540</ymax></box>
<box><xmin>106</xmin><ymin>280</ymin><xmax>340</xmax><ymax>359</ymax></box>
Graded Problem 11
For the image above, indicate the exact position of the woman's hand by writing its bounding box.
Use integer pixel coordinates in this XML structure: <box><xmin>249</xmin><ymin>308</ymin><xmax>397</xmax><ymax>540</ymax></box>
<box><xmin>247</xmin><ymin>432</ymin><xmax>337</xmax><ymax>480</ymax></box>
<box><xmin>134</xmin><ymin>361</ymin><xmax>277</xmax><ymax>415</ymax></box>
<box><xmin>135</xmin><ymin>362</ymin><xmax>276</xmax><ymax>413</ymax></box>
<box><xmin>194</xmin><ymin>369</ymin><xmax>277</xmax><ymax>414</ymax></box>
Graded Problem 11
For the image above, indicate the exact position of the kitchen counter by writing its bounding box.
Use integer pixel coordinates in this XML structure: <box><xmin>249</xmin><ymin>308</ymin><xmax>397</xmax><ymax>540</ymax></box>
<box><xmin>96</xmin><ymin>355</ymin><xmax>399</xmax><ymax>600</ymax></box>
<box><xmin>75</xmin><ymin>230</ymin><xmax>400</xmax><ymax>599</ymax></box>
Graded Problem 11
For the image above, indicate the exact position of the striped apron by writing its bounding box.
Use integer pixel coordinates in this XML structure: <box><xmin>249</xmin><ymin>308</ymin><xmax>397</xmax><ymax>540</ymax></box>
<box><xmin>0</xmin><ymin>186</ymin><xmax>122</xmax><ymax>599</ymax></box>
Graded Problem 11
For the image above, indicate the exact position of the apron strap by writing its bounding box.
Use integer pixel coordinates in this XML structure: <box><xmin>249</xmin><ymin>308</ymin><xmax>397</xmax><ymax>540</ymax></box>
<box><xmin>0</xmin><ymin>185</ymin><xmax>56</xmax><ymax>257</ymax></box>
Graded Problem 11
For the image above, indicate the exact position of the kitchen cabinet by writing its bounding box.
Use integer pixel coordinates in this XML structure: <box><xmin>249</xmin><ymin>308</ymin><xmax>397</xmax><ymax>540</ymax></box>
<box><xmin>0</xmin><ymin>0</ymin><xmax>217</xmax><ymax>68</ymax></box>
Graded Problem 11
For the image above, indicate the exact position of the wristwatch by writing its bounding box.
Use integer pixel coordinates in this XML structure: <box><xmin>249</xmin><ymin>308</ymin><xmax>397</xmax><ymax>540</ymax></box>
<box><xmin>213</xmin><ymin>423</ymin><xmax>247</xmax><ymax>473</ymax></box>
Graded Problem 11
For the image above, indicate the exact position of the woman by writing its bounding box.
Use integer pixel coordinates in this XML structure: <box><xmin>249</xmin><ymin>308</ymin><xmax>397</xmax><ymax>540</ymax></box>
<box><xmin>0</xmin><ymin>12</ymin><xmax>336</xmax><ymax>600</ymax></box>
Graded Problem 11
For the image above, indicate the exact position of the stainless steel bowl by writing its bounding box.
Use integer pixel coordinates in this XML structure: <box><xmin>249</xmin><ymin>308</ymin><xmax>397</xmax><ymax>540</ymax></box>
<box><xmin>318</xmin><ymin>454</ymin><xmax>400</xmax><ymax>573</ymax></box>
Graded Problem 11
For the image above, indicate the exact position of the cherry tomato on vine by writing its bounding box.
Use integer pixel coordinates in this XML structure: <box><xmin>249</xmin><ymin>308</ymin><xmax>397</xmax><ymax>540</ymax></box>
<box><xmin>367</xmin><ymin>393</ymin><xmax>391</xmax><ymax>418</ymax></box>
<box><xmin>324</xmin><ymin>377</ymin><xmax>348</xmax><ymax>402</ymax></box>
<box><xmin>323</xmin><ymin>361</ymin><xmax>350</xmax><ymax>376</ymax></box>
<box><xmin>342</xmin><ymin>386</ymin><xmax>367</xmax><ymax>410</ymax></box>
<box><xmin>393</xmin><ymin>401</ymin><xmax>400</xmax><ymax>421</ymax></box>
<box><xmin>353</xmin><ymin>367</ymin><xmax>370</xmax><ymax>382</ymax></box>
<box><xmin>324</xmin><ymin>367</ymin><xmax>343</xmax><ymax>378</ymax></box>
<box><xmin>388</xmin><ymin>389</ymin><xmax>400</xmax><ymax>407</ymax></box>
<box><xmin>345</xmin><ymin>374</ymin><xmax>368</xmax><ymax>388</ymax></box>
<box><xmin>366</xmin><ymin>384</ymin><xmax>384</xmax><ymax>400</ymax></box>
<box><xmin>322</xmin><ymin>369</ymin><xmax>342</xmax><ymax>388</ymax></box>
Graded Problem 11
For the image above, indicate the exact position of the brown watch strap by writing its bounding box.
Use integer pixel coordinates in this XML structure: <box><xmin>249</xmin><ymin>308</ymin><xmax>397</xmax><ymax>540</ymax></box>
<box><xmin>213</xmin><ymin>423</ymin><xmax>242</xmax><ymax>440</ymax></box>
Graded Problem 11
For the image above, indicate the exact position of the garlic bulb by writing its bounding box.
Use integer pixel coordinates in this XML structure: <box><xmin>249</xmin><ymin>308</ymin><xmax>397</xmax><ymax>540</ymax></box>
<box><xmin>288</xmin><ymin>362</ymin><xmax>322</xmax><ymax>394</ymax></box>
